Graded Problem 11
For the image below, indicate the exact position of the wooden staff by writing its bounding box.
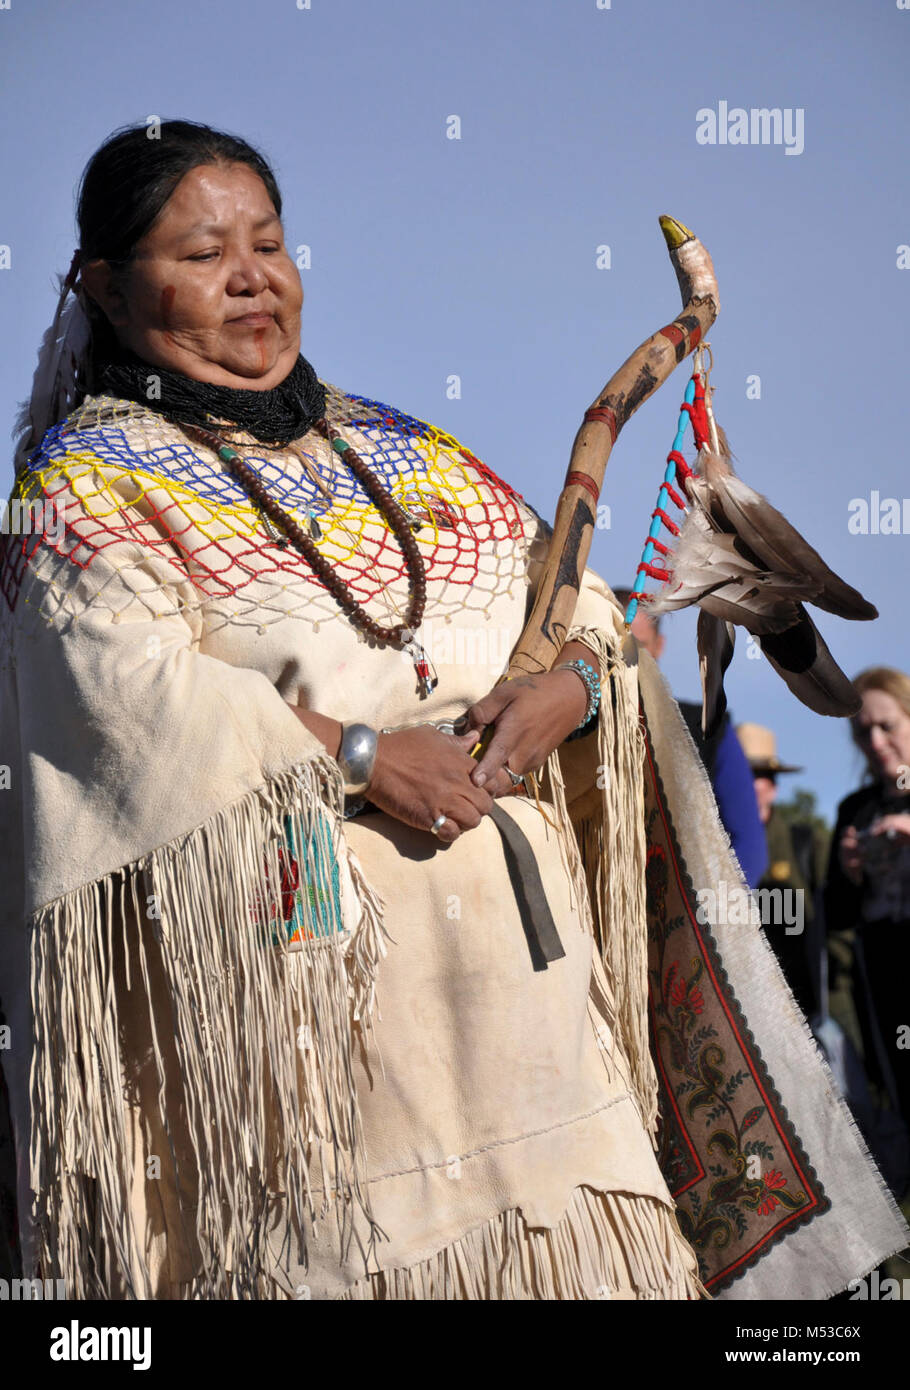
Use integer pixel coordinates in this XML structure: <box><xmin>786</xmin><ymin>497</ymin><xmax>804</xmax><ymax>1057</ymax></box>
<box><xmin>507</xmin><ymin>215</ymin><xmax>720</xmax><ymax>678</ymax></box>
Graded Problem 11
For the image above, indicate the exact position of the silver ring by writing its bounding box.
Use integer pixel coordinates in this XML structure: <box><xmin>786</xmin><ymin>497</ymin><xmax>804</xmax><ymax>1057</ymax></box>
<box><xmin>504</xmin><ymin>764</ymin><xmax>524</xmax><ymax>787</ymax></box>
<box><xmin>430</xmin><ymin>815</ymin><xmax>447</xmax><ymax>836</ymax></box>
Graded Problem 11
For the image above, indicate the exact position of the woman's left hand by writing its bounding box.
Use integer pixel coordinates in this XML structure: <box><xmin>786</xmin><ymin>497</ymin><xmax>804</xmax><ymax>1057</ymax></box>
<box><xmin>465</xmin><ymin>659</ymin><xmax>592</xmax><ymax>791</ymax></box>
<box><xmin>871</xmin><ymin>813</ymin><xmax>910</xmax><ymax>845</ymax></box>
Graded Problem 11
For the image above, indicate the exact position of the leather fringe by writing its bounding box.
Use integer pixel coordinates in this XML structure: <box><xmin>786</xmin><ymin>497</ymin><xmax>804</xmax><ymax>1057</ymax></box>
<box><xmin>27</xmin><ymin>754</ymin><xmax>387</xmax><ymax>1298</ymax></box>
<box><xmin>339</xmin><ymin>1185</ymin><xmax>707</xmax><ymax>1300</ymax></box>
<box><xmin>550</xmin><ymin>625</ymin><xmax>658</xmax><ymax>1141</ymax></box>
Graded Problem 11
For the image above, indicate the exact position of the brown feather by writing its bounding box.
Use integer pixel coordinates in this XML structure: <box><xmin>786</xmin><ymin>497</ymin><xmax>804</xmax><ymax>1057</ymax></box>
<box><xmin>704</xmin><ymin>470</ymin><xmax>877</xmax><ymax>621</ymax></box>
<box><xmin>759</xmin><ymin>608</ymin><xmax>862</xmax><ymax>717</ymax></box>
<box><xmin>646</xmin><ymin>437</ymin><xmax>877</xmax><ymax>721</ymax></box>
<box><xmin>697</xmin><ymin>610</ymin><xmax>735</xmax><ymax>738</ymax></box>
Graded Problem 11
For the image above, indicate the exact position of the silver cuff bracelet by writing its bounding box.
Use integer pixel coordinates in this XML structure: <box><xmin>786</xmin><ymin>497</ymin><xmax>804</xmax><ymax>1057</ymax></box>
<box><xmin>338</xmin><ymin>722</ymin><xmax>378</xmax><ymax>797</ymax></box>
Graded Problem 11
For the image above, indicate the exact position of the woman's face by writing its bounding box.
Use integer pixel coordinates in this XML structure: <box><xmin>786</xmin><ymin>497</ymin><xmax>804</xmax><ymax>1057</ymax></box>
<box><xmin>852</xmin><ymin>688</ymin><xmax>910</xmax><ymax>785</ymax></box>
<box><xmin>85</xmin><ymin>161</ymin><xmax>303</xmax><ymax>389</ymax></box>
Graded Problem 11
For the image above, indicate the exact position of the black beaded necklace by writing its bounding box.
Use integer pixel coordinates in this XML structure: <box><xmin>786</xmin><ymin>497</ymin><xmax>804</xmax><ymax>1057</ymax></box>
<box><xmin>99</xmin><ymin>349</ymin><xmax>326</xmax><ymax>446</ymax></box>
<box><xmin>180</xmin><ymin>418</ymin><xmax>439</xmax><ymax>696</ymax></box>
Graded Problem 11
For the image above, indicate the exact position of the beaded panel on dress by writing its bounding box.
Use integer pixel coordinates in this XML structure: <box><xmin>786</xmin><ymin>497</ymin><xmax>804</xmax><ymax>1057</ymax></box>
<box><xmin>0</xmin><ymin>384</ymin><xmax>550</xmax><ymax>650</ymax></box>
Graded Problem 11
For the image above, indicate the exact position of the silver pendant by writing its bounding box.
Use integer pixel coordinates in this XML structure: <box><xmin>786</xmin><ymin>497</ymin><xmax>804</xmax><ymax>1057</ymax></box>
<box><xmin>260</xmin><ymin>511</ymin><xmax>288</xmax><ymax>548</ymax></box>
<box><xmin>400</xmin><ymin>490</ymin><xmax>457</xmax><ymax>531</ymax></box>
<box><xmin>414</xmin><ymin>644</ymin><xmax>439</xmax><ymax>698</ymax></box>
<box><xmin>401</xmin><ymin>628</ymin><xmax>439</xmax><ymax>698</ymax></box>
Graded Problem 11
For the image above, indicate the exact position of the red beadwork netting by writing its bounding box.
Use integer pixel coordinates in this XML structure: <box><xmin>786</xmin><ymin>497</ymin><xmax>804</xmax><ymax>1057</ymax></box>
<box><xmin>1</xmin><ymin>385</ymin><xmax>545</xmax><ymax>642</ymax></box>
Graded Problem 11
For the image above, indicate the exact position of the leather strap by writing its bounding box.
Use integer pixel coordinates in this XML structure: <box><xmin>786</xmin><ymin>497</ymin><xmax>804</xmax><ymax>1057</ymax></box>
<box><xmin>489</xmin><ymin>803</ymin><xmax>565</xmax><ymax>971</ymax></box>
<box><xmin>347</xmin><ymin>793</ymin><xmax>566</xmax><ymax>972</ymax></box>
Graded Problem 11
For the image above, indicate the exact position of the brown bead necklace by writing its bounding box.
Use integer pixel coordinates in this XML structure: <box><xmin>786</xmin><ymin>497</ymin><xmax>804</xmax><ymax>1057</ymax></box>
<box><xmin>180</xmin><ymin>417</ymin><xmax>439</xmax><ymax>695</ymax></box>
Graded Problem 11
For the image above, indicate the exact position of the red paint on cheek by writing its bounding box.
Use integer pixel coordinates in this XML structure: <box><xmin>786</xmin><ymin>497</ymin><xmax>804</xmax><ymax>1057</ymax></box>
<box><xmin>255</xmin><ymin>327</ymin><xmax>268</xmax><ymax>372</ymax></box>
<box><xmin>160</xmin><ymin>285</ymin><xmax>177</xmax><ymax>325</ymax></box>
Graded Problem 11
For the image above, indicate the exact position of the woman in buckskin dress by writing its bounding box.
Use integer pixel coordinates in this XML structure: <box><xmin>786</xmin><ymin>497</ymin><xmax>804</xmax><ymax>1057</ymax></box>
<box><xmin>4</xmin><ymin>119</ymin><xmax>905</xmax><ymax>1303</ymax></box>
<box><xmin>0</xmin><ymin>119</ymin><xmax>702</xmax><ymax>1300</ymax></box>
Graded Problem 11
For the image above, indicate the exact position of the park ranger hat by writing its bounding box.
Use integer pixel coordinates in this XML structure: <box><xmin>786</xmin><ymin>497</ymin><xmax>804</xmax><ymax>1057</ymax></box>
<box><xmin>735</xmin><ymin>723</ymin><xmax>803</xmax><ymax>775</ymax></box>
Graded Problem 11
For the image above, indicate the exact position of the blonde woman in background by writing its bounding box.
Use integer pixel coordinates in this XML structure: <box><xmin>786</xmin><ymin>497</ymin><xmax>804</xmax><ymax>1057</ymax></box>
<box><xmin>824</xmin><ymin>667</ymin><xmax>910</xmax><ymax>1200</ymax></box>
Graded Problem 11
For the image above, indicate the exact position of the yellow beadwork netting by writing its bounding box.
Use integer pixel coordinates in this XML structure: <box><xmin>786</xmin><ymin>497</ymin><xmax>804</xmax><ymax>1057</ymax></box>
<box><xmin>1</xmin><ymin>384</ymin><xmax>545</xmax><ymax>648</ymax></box>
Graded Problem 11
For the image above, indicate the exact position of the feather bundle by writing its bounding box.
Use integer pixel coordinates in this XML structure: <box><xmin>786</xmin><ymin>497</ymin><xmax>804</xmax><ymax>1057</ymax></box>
<box><xmin>649</xmin><ymin>433</ymin><xmax>877</xmax><ymax>735</ymax></box>
<box><xmin>13</xmin><ymin>275</ymin><xmax>92</xmax><ymax>473</ymax></box>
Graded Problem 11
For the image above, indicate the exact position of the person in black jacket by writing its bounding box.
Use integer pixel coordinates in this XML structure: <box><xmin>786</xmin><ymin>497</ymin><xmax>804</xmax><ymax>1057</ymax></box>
<box><xmin>737</xmin><ymin>723</ymin><xmax>828</xmax><ymax>1026</ymax></box>
<box><xmin>824</xmin><ymin>666</ymin><xmax>910</xmax><ymax>1199</ymax></box>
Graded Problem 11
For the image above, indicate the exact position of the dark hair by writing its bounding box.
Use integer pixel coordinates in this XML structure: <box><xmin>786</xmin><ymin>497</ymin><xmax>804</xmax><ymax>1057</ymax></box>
<box><xmin>75</xmin><ymin>119</ymin><xmax>283</xmax><ymax>379</ymax></box>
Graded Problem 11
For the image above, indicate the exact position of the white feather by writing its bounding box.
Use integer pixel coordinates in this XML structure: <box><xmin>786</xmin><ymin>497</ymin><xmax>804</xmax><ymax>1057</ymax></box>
<box><xmin>13</xmin><ymin>276</ymin><xmax>92</xmax><ymax>472</ymax></box>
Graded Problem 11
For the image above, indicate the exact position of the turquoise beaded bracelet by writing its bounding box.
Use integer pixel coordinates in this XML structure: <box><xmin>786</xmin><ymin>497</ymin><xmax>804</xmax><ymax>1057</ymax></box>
<box><xmin>555</xmin><ymin>658</ymin><xmax>601</xmax><ymax>735</ymax></box>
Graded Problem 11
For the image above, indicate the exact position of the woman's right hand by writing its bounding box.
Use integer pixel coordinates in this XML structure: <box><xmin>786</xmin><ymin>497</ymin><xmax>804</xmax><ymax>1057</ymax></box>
<box><xmin>838</xmin><ymin>825</ymin><xmax>864</xmax><ymax>886</ymax></box>
<box><xmin>366</xmin><ymin>725</ymin><xmax>498</xmax><ymax>844</ymax></box>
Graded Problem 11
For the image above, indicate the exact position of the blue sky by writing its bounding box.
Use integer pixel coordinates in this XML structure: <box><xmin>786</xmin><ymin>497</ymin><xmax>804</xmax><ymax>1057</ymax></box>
<box><xmin>2</xmin><ymin>0</ymin><xmax>907</xmax><ymax>823</ymax></box>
